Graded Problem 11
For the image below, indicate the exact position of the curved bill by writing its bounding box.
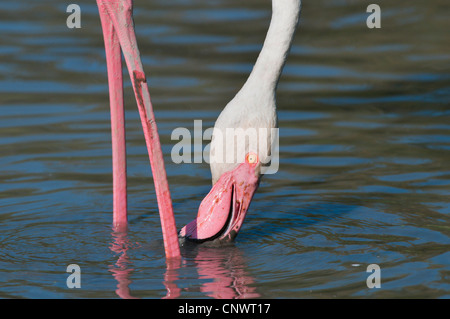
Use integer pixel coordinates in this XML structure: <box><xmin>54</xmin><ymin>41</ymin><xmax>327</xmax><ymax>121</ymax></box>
<box><xmin>179</xmin><ymin>157</ymin><xmax>260</xmax><ymax>244</ymax></box>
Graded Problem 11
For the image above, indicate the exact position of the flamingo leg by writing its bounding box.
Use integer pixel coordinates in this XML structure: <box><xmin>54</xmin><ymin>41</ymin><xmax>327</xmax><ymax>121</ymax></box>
<box><xmin>97</xmin><ymin>0</ymin><xmax>181</xmax><ymax>259</ymax></box>
<box><xmin>98</xmin><ymin>3</ymin><xmax>127</xmax><ymax>231</ymax></box>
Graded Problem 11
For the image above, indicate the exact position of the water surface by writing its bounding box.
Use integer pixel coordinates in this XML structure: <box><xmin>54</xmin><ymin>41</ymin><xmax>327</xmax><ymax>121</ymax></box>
<box><xmin>0</xmin><ymin>0</ymin><xmax>449</xmax><ymax>298</ymax></box>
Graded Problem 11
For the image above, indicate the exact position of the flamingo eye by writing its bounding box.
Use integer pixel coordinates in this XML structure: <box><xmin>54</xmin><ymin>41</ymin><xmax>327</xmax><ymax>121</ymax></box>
<box><xmin>246</xmin><ymin>152</ymin><xmax>258</xmax><ymax>164</ymax></box>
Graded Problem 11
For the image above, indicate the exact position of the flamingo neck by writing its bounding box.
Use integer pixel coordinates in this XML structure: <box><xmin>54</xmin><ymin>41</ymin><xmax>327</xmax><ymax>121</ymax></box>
<box><xmin>242</xmin><ymin>0</ymin><xmax>301</xmax><ymax>96</ymax></box>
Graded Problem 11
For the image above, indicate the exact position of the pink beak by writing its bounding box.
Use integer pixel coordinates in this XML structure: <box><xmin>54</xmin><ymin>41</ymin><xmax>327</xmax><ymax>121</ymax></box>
<box><xmin>179</xmin><ymin>160</ymin><xmax>260</xmax><ymax>243</ymax></box>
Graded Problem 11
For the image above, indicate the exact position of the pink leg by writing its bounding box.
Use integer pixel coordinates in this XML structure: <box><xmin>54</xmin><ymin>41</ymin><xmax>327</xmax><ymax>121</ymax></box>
<box><xmin>98</xmin><ymin>4</ymin><xmax>128</xmax><ymax>231</ymax></box>
<box><xmin>97</xmin><ymin>0</ymin><xmax>180</xmax><ymax>259</ymax></box>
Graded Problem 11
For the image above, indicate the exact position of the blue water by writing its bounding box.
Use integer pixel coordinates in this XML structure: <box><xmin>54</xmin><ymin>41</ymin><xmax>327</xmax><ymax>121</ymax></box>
<box><xmin>0</xmin><ymin>0</ymin><xmax>449</xmax><ymax>298</ymax></box>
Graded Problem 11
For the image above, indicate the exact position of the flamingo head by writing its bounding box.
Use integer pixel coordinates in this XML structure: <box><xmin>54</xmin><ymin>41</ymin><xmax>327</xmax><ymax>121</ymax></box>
<box><xmin>179</xmin><ymin>153</ymin><xmax>260</xmax><ymax>244</ymax></box>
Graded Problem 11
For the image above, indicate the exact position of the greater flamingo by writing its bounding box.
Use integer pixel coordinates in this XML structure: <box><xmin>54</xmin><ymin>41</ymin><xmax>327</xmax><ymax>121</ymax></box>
<box><xmin>96</xmin><ymin>0</ymin><xmax>301</xmax><ymax>259</ymax></box>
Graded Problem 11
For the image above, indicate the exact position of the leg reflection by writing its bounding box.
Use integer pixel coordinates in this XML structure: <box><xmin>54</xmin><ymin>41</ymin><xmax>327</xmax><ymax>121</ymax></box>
<box><xmin>163</xmin><ymin>258</ymin><xmax>182</xmax><ymax>299</ymax></box>
<box><xmin>109</xmin><ymin>230</ymin><xmax>139</xmax><ymax>299</ymax></box>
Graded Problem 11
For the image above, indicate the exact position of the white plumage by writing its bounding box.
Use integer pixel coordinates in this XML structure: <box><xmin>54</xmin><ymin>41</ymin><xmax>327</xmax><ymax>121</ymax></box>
<box><xmin>209</xmin><ymin>0</ymin><xmax>301</xmax><ymax>184</ymax></box>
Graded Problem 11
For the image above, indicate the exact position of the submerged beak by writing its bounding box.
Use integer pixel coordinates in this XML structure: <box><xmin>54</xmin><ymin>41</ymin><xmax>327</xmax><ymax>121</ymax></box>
<box><xmin>180</xmin><ymin>153</ymin><xmax>260</xmax><ymax>243</ymax></box>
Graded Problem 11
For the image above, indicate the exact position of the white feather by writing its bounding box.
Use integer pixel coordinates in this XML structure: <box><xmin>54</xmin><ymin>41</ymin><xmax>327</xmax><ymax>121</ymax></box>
<box><xmin>210</xmin><ymin>0</ymin><xmax>301</xmax><ymax>184</ymax></box>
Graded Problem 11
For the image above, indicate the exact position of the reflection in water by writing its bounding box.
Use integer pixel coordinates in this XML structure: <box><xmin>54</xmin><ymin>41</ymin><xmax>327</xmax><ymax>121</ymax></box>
<box><xmin>163</xmin><ymin>258</ymin><xmax>182</xmax><ymax>299</ymax></box>
<box><xmin>109</xmin><ymin>230</ymin><xmax>258</xmax><ymax>298</ymax></box>
<box><xmin>194</xmin><ymin>246</ymin><xmax>260</xmax><ymax>299</ymax></box>
<box><xmin>109</xmin><ymin>230</ymin><xmax>139</xmax><ymax>299</ymax></box>
<box><xmin>164</xmin><ymin>245</ymin><xmax>259</xmax><ymax>299</ymax></box>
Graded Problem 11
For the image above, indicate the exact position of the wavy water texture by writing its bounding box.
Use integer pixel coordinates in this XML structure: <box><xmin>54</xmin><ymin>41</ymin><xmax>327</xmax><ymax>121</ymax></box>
<box><xmin>0</xmin><ymin>0</ymin><xmax>449</xmax><ymax>298</ymax></box>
